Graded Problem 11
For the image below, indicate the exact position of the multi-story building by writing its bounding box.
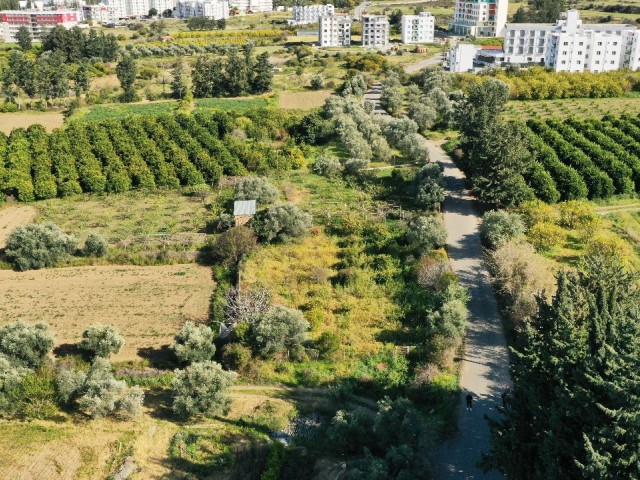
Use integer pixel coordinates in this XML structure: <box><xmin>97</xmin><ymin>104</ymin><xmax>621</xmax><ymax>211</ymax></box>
<box><xmin>126</xmin><ymin>0</ymin><xmax>150</xmax><ymax>16</ymax></box>
<box><xmin>176</xmin><ymin>0</ymin><xmax>228</xmax><ymax>18</ymax></box>
<box><xmin>361</xmin><ymin>14</ymin><xmax>388</xmax><ymax>47</ymax></box>
<box><xmin>103</xmin><ymin>0</ymin><xmax>176</xmax><ymax>17</ymax></box>
<box><xmin>504</xmin><ymin>10</ymin><xmax>637</xmax><ymax>72</ymax></box>
<box><xmin>401</xmin><ymin>11</ymin><xmax>434</xmax><ymax>44</ymax></box>
<box><xmin>450</xmin><ymin>0</ymin><xmax>508</xmax><ymax>37</ymax></box>
<box><xmin>1</xmin><ymin>9</ymin><xmax>79</xmax><ymax>43</ymax></box>
<box><xmin>290</xmin><ymin>3</ymin><xmax>333</xmax><ymax>25</ymax></box>
<box><xmin>82</xmin><ymin>3</ymin><xmax>117</xmax><ymax>22</ymax></box>
<box><xmin>228</xmin><ymin>0</ymin><xmax>271</xmax><ymax>13</ymax></box>
<box><xmin>150</xmin><ymin>0</ymin><xmax>175</xmax><ymax>14</ymax></box>
<box><xmin>318</xmin><ymin>13</ymin><xmax>350</xmax><ymax>46</ymax></box>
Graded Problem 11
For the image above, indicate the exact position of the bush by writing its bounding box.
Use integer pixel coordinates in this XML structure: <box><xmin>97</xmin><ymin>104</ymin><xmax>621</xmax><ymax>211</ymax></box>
<box><xmin>315</xmin><ymin>331</ymin><xmax>340</xmax><ymax>360</ymax></box>
<box><xmin>253</xmin><ymin>306</ymin><xmax>310</xmax><ymax>359</ymax></box>
<box><xmin>82</xmin><ymin>232</ymin><xmax>108</xmax><ymax>257</ymax></box>
<box><xmin>558</xmin><ymin>200</ymin><xmax>599</xmax><ymax>230</ymax></box>
<box><xmin>310</xmin><ymin>74</ymin><xmax>324</xmax><ymax>90</ymax></box>
<box><xmin>251</xmin><ymin>203</ymin><xmax>312</xmax><ymax>243</ymax></box>
<box><xmin>527</xmin><ymin>222</ymin><xmax>565</xmax><ymax>251</ymax></box>
<box><xmin>0</xmin><ymin>322</ymin><xmax>54</xmax><ymax>369</ymax></box>
<box><xmin>210</xmin><ymin>213</ymin><xmax>235</xmax><ymax>233</ymax></box>
<box><xmin>213</xmin><ymin>226</ymin><xmax>258</xmax><ymax>267</ymax></box>
<box><xmin>5</xmin><ymin>367</ymin><xmax>58</xmax><ymax>419</ymax></box>
<box><xmin>406</xmin><ymin>215</ymin><xmax>446</xmax><ymax>253</ymax></box>
<box><xmin>171</xmin><ymin>360</ymin><xmax>237</xmax><ymax>418</ymax></box>
<box><xmin>312</xmin><ymin>153</ymin><xmax>341</xmax><ymax>178</ymax></box>
<box><xmin>479</xmin><ymin>210</ymin><xmax>525</xmax><ymax>248</ymax></box>
<box><xmin>79</xmin><ymin>324</ymin><xmax>124</xmax><ymax>358</ymax></box>
<box><xmin>234</xmin><ymin>177</ymin><xmax>278</xmax><ymax>205</ymax></box>
<box><xmin>221</xmin><ymin>343</ymin><xmax>252</xmax><ymax>372</ymax></box>
<box><xmin>5</xmin><ymin>223</ymin><xmax>77</xmax><ymax>271</ymax></box>
<box><xmin>344</xmin><ymin>157</ymin><xmax>370</xmax><ymax>174</ymax></box>
<box><xmin>172</xmin><ymin>321</ymin><xmax>217</xmax><ymax>364</ymax></box>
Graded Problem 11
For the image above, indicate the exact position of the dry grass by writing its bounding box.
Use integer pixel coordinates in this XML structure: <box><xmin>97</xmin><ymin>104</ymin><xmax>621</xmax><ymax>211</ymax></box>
<box><xmin>0</xmin><ymin>204</ymin><xmax>37</xmax><ymax>248</ymax></box>
<box><xmin>0</xmin><ymin>264</ymin><xmax>213</xmax><ymax>362</ymax></box>
<box><xmin>0</xmin><ymin>112</ymin><xmax>64</xmax><ymax>134</ymax></box>
<box><xmin>279</xmin><ymin>90</ymin><xmax>333</xmax><ymax>110</ymax></box>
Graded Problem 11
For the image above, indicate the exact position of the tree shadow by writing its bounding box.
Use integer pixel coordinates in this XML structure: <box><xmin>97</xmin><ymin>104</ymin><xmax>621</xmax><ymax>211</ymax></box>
<box><xmin>143</xmin><ymin>387</ymin><xmax>174</xmax><ymax>420</ymax></box>
<box><xmin>53</xmin><ymin>343</ymin><xmax>84</xmax><ymax>358</ymax></box>
<box><xmin>137</xmin><ymin>345</ymin><xmax>176</xmax><ymax>369</ymax></box>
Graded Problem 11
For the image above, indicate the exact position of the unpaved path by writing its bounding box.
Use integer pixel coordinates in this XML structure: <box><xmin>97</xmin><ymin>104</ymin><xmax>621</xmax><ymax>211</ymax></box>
<box><xmin>0</xmin><ymin>205</ymin><xmax>37</xmax><ymax>248</ymax></box>
<box><xmin>428</xmin><ymin>140</ymin><xmax>510</xmax><ymax>479</ymax></box>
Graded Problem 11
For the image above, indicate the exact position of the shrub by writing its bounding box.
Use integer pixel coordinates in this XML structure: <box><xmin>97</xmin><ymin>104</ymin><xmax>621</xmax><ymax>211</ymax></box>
<box><xmin>558</xmin><ymin>200</ymin><xmax>599</xmax><ymax>230</ymax></box>
<box><xmin>586</xmin><ymin>231</ymin><xmax>634</xmax><ymax>265</ymax></box>
<box><xmin>406</xmin><ymin>215</ymin><xmax>447</xmax><ymax>253</ymax></box>
<box><xmin>221</xmin><ymin>343</ymin><xmax>252</xmax><ymax>372</ymax></box>
<box><xmin>82</xmin><ymin>232</ymin><xmax>108</xmax><ymax>257</ymax></box>
<box><xmin>253</xmin><ymin>306</ymin><xmax>310</xmax><ymax>359</ymax></box>
<box><xmin>517</xmin><ymin>199</ymin><xmax>558</xmax><ymax>227</ymax></box>
<box><xmin>479</xmin><ymin>210</ymin><xmax>525</xmax><ymax>248</ymax></box>
<box><xmin>79</xmin><ymin>324</ymin><xmax>124</xmax><ymax>358</ymax></box>
<box><xmin>5</xmin><ymin>367</ymin><xmax>58</xmax><ymax>419</ymax></box>
<box><xmin>312</xmin><ymin>153</ymin><xmax>341</xmax><ymax>178</ymax></box>
<box><xmin>0</xmin><ymin>322</ymin><xmax>54</xmax><ymax>369</ymax></box>
<box><xmin>210</xmin><ymin>213</ymin><xmax>235</xmax><ymax>233</ymax></box>
<box><xmin>344</xmin><ymin>157</ymin><xmax>370</xmax><ymax>174</ymax></box>
<box><xmin>172</xmin><ymin>321</ymin><xmax>217</xmax><ymax>364</ymax></box>
<box><xmin>310</xmin><ymin>74</ymin><xmax>324</xmax><ymax>90</ymax></box>
<box><xmin>315</xmin><ymin>331</ymin><xmax>340</xmax><ymax>360</ymax></box>
<box><xmin>5</xmin><ymin>223</ymin><xmax>77</xmax><ymax>271</ymax></box>
<box><xmin>251</xmin><ymin>203</ymin><xmax>312</xmax><ymax>243</ymax></box>
<box><xmin>415</xmin><ymin>256</ymin><xmax>450</xmax><ymax>291</ymax></box>
<box><xmin>234</xmin><ymin>177</ymin><xmax>278</xmax><ymax>205</ymax></box>
<box><xmin>527</xmin><ymin>222</ymin><xmax>565</xmax><ymax>251</ymax></box>
<box><xmin>213</xmin><ymin>226</ymin><xmax>258</xmax><ymax>267</ymax></box>
<box><xmin>171</xmin><ymin>360</ymin><xmax>237</xmax><ymax>418</ymax></box>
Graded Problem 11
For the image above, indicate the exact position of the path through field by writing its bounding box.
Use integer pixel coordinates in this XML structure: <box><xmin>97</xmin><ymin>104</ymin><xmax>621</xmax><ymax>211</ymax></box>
<box><xmin>427</xmin><ymin>140</ymin><xmax>510</xmax><ymax>479</ymax></box>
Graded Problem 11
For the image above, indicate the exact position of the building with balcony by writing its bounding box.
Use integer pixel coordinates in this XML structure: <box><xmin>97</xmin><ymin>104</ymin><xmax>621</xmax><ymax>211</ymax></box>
<box><xmin>450</xmin><ymin>0</ymin><xmax>508</xmax><ymax>37</ymax></box>
<box><xmin>290</xmin><ymin>3</ymin><xmax>333</xmax><ymax>25</ymax></box>
<box><xmin>318</xmin><ymin>13</ymin><xmax>350</xmax><ymax>46</ymax></box>
<box><xmin>176</xmin><ymin>0</ymin><xmax>228</xmax><ymax>18</ymax></box>
<box><xmin>1</xmin><ymin>9</ymin><xmax>79</xmax><ymax>43</ymax></box>
<box><xmin>401</xmin><ymin>11</ymin><xmax>434</xmax><ymax>44</ymax></box>
<box><xmin>362</xmin><ymin>14</ymin><xmax>388</xmax><ymax>47</ymax></box>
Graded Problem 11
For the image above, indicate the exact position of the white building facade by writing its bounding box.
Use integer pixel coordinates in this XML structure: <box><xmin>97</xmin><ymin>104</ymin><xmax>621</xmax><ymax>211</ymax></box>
<box><xmin>451</xmin><ymin>0</ymin><xmax>508</xmax><ymax>37</ymax></box>
<box><xmin>504</xmin><ymin>10</ymin><xmax>638</xmax><ymax>72</ymax></box>
<box><xmin>1</xmin><ymin>9</ymin><xmax>79</xmax><ymax>42</ymax></box>
<box><xmin>290</xmin><ymin>3</ymin><xmax>333</xmax><ymax>25</ymax></box>
<box><xmin>361</xmin><ymin>14</ymin><xmax>388</xmax><ymax>47</ymax></box>
<box><xmin>176</xmin><ymin>0</ymin><xmax>228</xmax><ymax>18</ymax></box>
<box><xmin>448</xmin><ymin>43</ymin><xmax>478</xmax><ymax>72</ymax></box>
<box><xmin>318</xmin><ymin>13</ymin><xmax>350</xmax><ymax>46</ymax></box>
<box><xmin>228</xmin><ymin>0</ymin><xmax>271</xmax><ymax>13</ymax></box>
<box><xmin>82</xmin><ymin>3</ymin><xmax>117</xmax><ymax>22</ymax></box>
<box><xmin>401</xmin><ymin>12</ymin><xmax>434</xmax><ymax>44</ymax></box>
<box><xmin>150</xmin><ymin>0</ymin><xmax>175</xmax><ymax>14</ymax></box>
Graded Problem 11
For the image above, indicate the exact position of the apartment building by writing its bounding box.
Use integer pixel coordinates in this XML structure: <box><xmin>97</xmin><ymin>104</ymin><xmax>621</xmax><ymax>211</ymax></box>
<box><xmin>1</xmin><ymin>9</ymin><xmax>79</xmax><ymax>42</ymax></box>
<box><xmin>176</xmin><ymin>0</ymin><xmax>228</xmax><ymax>18</ymax></box>
<box><xmin>151</xmin><ymin>0</ymin><xmax>176</xmax><ymax>14</ymax></box>
<box><xmin>504</xmin><ymin>10</ymin><xmax>637</xmax><ymax>72</ymax></box>
<box><xmin>228</xmin><ymin>0</ymin><xmax>271</xmax><ymax>13</ymax></box>
<box><xmin>318</xmin><ymin>13</ymin><xmax>350</xmax><ymax>46</ymax></box>
<box><xmin>82</xmin><ymin>3</ymin><xmax>117</xmax><ymax>22</ymax></box>
<box><xmin>290</xmin><ymin>3</ymin><xmax>333</xmax><ymax>25</ymax></box>
<box><xmin>361</xmin><ymin>14</ymin><xmax>388</xmax><ymax>47</ymax></box>
<box><xmin>450</xmin><ymin>0</ymin><xmax>508</xmax><ymax>37</ymax></box>
<box><xmin>401</xmin><ymin>12</ymin><xmax>434</xmax><ymax>44</ymax></box>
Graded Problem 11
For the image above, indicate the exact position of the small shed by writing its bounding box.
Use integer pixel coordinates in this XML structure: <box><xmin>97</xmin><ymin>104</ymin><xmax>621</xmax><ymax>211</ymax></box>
<box><xmin>233</xmin><ymin>200</ymin><xmax>257</xmax><ymax>226</ymax></box>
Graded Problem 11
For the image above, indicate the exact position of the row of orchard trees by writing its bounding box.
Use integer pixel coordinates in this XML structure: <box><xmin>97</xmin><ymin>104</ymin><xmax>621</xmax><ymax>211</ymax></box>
<box><xmin>0</xmin><ymin>110</ymin><xmax>304</xmax><ymax>202</ymax></box>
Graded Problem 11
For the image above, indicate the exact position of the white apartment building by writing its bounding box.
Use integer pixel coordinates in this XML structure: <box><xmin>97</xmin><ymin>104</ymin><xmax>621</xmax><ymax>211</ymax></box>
<box><xmin>504</xmin><ymin>10</ymin><xmax>638</xmax><ymax>72</ymax></box>
<box><xmin>82</xmin><ymin>3</ymin><xmax>117</xmax><ymax>22</ymax></box>
<box><xmin>401</xmin><ymin>12</ymin><xmax>434</xmax><ymax>44</ymax></box>
<box><xmin>451</xmin><ymin>0</ymin><xmax>508</xmax><ymax>37</ymax></box>
<box><xmin>176</xmin><ymin>0</ymin><xmax>228</xmax><ymax>18</ymax></box>
<box><xmin>228</xmin><ymin>0</ymin><xmax>271</xmax><ymax>13</ymax></box>
<box><xmin>151</xmin><ymin>0</ymin><xmax>175</xmax><ymax>14</ymax></box>
<box><xmin>1</xmin><ymin>9</ymin><xmax>79</xmax><ymax>42</ymax></box>
<box><xmin>290</xmin><ymin>3</ymin><xmax>333</xmax><ymax>25</ymax></box>
<box><xmin>361</xmin><ymin>14</ymin><xmax>388</xmax><ymax>47</ymax></box>
<box><xmin>103</xmin><ymin>0</ymin><xmax>176</xmax><ymax>17</ymax></box>
<box><xmin>318</xmin><ymin>13</ymin><xmax>350</xmax><ymax>46</ymax></box>
<box><xmin>448</xmin><ymin>43</ymin><xmax>478</xmax><ymax>71</ymax></box>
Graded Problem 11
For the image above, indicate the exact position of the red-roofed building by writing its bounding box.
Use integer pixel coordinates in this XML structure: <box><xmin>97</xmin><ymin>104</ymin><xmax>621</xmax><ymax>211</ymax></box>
<box><xmin>1</xmin><ymin>9</ymin><xmax>79</xmax><ymax>43</ymax></box>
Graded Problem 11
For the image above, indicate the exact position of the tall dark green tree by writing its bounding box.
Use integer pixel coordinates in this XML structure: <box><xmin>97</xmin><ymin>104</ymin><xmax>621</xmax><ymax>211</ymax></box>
<box><xmin>170</xmin><ymin>58</ymin><xmax>187</xmax><ymax>99</ymax></box>
<box><xmin>73</xmin><ymin>61</ymin><xmax>90</xmax><ymax>97</ymax></box>
<box><xmin>485</xmin><ymin>256</ymin><xmax>640</xmax><ymax>480</ymax></box>
<box><xmin>36</xmin><ymin>51</ymin><xmax>69</xmax><ymax>100</ymax></box>
<box><xmin>225</xmin><ymin>48</ymin><xmax>248</xmax><ymax>97</ymax></box>
<box><xmin>251</xmin><ymin>52</ymin><xmax>273</xmax><ymax>94</ymax></box>
<box><xmin>529</xmin><ymin>0</ymin><xmax>565</xmax><ymax>22</ymax></box>
<box><xmin>15</xmin><ymin>26</ymin><xmax>31</xmax><ymax>50</ymax></box>
<box><xmin>116</xmin><ymin>55</ymin><xmax>138</xmax><ymax>102</ymax></box>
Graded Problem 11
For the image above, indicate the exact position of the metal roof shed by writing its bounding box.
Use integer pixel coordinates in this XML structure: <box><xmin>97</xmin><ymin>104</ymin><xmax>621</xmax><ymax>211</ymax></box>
<box><xmin>233</xmin><ymin>200</ymin><xmax>257</xmax><ymax>216</ymax></box>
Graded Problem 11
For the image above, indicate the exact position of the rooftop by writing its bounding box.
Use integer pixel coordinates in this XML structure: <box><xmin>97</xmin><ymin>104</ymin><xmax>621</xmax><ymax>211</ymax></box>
<box><xmin>233</xmin><ymin>200</ymin><xmax>257</xmax><ymax>216</ymax></box>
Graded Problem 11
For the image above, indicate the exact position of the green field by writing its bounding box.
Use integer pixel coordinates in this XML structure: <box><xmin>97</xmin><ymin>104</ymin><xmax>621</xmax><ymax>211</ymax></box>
<box><xmin>505</xmin><ymin>97</ymin><xmax>640</xmax><ymax>120</ymax></box>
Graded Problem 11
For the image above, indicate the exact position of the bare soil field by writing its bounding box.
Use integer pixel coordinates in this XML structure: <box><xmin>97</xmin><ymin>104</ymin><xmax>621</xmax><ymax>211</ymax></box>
<box><xmin>0</xmin><ymin>205</ymin><xmax>37</xmax><ymax>248</ymax></box>
<box><xmin>0</xmin><ymin>264</ymin><xmax>213</xmax><ymax>361</ymax></box>
<box><xmin>0</xmin><ymin>112</ymin><xmax>64</xmax><ymax>134</ymax></box>
<box><xmin>279</xmin><ymin>90</ymin><xmax>333</xmax><ymax>110</ymax></box>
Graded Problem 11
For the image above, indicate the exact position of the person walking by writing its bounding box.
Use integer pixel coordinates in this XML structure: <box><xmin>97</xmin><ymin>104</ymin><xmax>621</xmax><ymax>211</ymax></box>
<box><xmin>466</xmin><ymin>393</ymin><xmax>473</xmax><ymax>411</ymax></box>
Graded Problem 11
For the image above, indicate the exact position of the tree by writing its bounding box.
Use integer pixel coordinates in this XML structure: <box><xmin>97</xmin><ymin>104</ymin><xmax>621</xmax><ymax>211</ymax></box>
<box><xmin>5</xmin><ymin>223</ymin><xmax>77</xmax><ymax>271</ymax></box>
<box><xmin>414</xmin><ymin>164</ymin><xmax>445</xmax><ymax>210</ymax></box>
<box><xmin>82</xmin><ymin>233</ymin><xmax>108</xmax><ymax>257</ymax></box>
<box><xmin>79</xmin><ymin>324</ymin><xmax>124</xmax><ymax>358</ymax></box>
<box><xmin>380</xmin><ymin>85</ymin><xmax>404</xmax><ymax>117</ymax></box>
<box><xmin>479</xmin><ymin>210</ymin><xmax>525</xmax><ymax>248</ymax></box>
<box><xmin>234</xmin><ymin>176</ymin><xmax>278</xmax><ymax>204</ymax></box>
<box><xmin>528</xmin><ymin>0</ymin><xmax>565</xmax><ymax>22</ymax></box>
<box><xmin>148</xmin><ymin>7</ymin><xmax>158</xmax><ymax>16</ymax></box>
<box><xmin>213</xmin><ymin>226</ymin><xmax>258</xmax><ymax>268</ymax></box>
<box><xmin>15</xmin><ymin>26</ymin><xmax>31</xmax><ymax>50</ymax></box>
<box><xmin>36</xmin><ymin>51</ymin><xmax>70</xmax><ymax>100</ymax></box>
<box><xmin>252</xmin><ymin>306</ymin><xmax>309</xmax><ymax>358</ymax></box>
<box><xmin>310</xmin><ymin>74</ymin><xmax>324</xmax><ymax>90</ymax></box>
<box><xmin>251</xmin><ymin>52</ymin><xmax>273</xmax><ymax>94</ymax></box>
<box><xmin>73</xmin><ymin>61</ymin><xmax>90</xmax><ymax>97</ymax></box>
<box><xmin>116</xmin><ymin>55</ymin><xmax>138</xmax><ymax>102</ymax></box>
<box><xmin>250</xmin><ymin>203</ymin><xmax>312</xmax><ymax>243</ymax></box>
<box><xmin>406</xmin><ymin>215</ymin><xmax>447</xmax><ymax>253</ymax></box>
<box><xmin>172</xmin><ymin>321</ymin><xmax>217</xmax><ymax>364</ymax></box>
<box><xmin>0</xmin><ymin>322</ymin><xmax>54</xmax><ymax>369</ymax></box>
<box><xmin>170</xmin><ymin>58</ymin><xmax>187</xmax><ymax>100</ymax></box>
<box><xmin>312</xmin><ymin>153</ymin><xmax>341</xmax><ymax>177</ymax></box>
<box><xmin>171</xmin><ymin>361</ymin><xmax>237</xmax><ymax>418</ymax></box>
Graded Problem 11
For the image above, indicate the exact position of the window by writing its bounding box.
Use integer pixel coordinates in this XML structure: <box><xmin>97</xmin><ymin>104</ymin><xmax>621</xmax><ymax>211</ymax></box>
<box><xmin>563</xmin><ymin>41</ymin><xmax>568</xmax><ymax>46</ymax></box>
<box><xmin>595</xmin><ymin>60</ymin><xmax>600</xmax><ymax>64</ymax></box>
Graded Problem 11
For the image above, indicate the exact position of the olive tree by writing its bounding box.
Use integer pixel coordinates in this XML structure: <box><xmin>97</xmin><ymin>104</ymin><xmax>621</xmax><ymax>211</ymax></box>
<box><xmin>5</xmin><ymin>223</ymin><xmax>77</xmax><ymax>271</ymax></box>
<box><xmin>82</xmin><ymin>233</ymin><xmax>108</xmax><ymax>257</ymax></box>
<box><xmin>0</xmin><ymin>322</ymin><xmax>54</xmax><ymax>369</ymax></box>
<box><xmin>234</xmin><ymin>177</ymin><xmax>278</xmax><ymax>205</ymax></box>
<box><xmin>252</xmin><ymin>306</ymin><xmax>310</xmax><ymax>359</ymax></box>
<box><xmin>479</xmin><ymin>210</ymin><xmax>526</xmax><ymax>248</ymax></box>
<box><xmin>414</xmin><ymin>164</ymin><xmax>446</xmax><ymax>210</ymax></box>
<box><xmin>79</xmin><ymin>324</ymin><xmax>124</xmax><ymax>358</ymax></box>
<box><xmin>406</xmin><ymin>215</ymin><xmax>447</xmax><ymax>253</ymax></box>
<box><xmin>172</xmin><ymin>321</ymin><xmax>217</xmax><ymax>364</ymax></box>
<box><xmin>213</xmin><ymin>226</ymin><xmax>257</xmax><ymax>267</ymax></box>
<box><xmin>312</xmin><ymin>153</ymin><xmax>342</xmax><ymax>178</ymax></box>
<box><xmin>171</xmin><ymin>361</ymin><xmax>237</xmax><ymax>418</ymax></box>
<box><xmin>250</xmin><ymin>203</ymin><xmax>312</xmax><ymax>243</ymax></box>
